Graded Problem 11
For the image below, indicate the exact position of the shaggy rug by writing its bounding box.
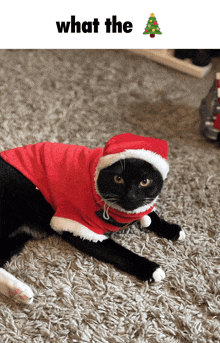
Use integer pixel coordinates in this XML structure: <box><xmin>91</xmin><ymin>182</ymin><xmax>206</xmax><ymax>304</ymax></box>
<box><xmin>0</xmin><ymin>49</ymin><xmax>220</xmax><ymax>343</ymax></box>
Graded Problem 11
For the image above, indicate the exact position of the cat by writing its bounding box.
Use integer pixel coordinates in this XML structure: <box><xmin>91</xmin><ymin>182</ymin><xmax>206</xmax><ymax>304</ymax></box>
<box><xmin>0</xmin><ymin>134</ymin><xmax>185</xmax><ymax>304</ymax></box>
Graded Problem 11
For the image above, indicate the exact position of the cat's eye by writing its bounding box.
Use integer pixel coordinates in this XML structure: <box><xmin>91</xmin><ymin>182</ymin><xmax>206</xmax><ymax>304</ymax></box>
<box><xmin>114</xmin><ymin>175</ymin><xmax>124</xmax><ymax>184</ymax></box>
<box><xmin>140</xmin><ymin>179</ymin><xmax>151</xmax><ymax>187</ymax></box>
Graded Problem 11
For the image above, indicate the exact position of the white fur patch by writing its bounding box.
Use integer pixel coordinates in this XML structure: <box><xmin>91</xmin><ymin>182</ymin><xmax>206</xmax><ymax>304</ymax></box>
<box><xmin>178</xmin><ymin>230</ymin><xmax>186</xmax><ymax>241</ymax></box>
<box><xmin>50</xmin><ymin>216</ymin><xmax>108</xmax><ymax>242</ymax></box>
<box><xmin>0</xmin><ymin>268</ymin><xmax>33</xmax><ymax>304</ymax></box>
<box><xmin>152</xmin><ymin>268</ymin><xmax>166</xmax><ymax>282</ymax></box>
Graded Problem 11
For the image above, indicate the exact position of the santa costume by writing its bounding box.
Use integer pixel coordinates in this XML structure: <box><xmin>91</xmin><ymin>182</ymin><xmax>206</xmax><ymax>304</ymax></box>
<box><xmin>0</xmin><ymin>133</ymin><xmax>169</xmax><ymax>242</ymax></box>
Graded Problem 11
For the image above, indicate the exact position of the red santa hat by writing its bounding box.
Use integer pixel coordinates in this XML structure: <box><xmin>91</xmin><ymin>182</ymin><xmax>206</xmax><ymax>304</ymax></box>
<box><xmin>96</xmin><ymin>133</ymin><xmax>169</xmax><ymax>180</ymax></box>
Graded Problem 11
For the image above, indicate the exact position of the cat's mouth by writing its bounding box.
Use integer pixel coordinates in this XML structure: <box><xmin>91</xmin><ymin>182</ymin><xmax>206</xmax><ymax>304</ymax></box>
<box><xmin>118</xmin><ymin>201</ymin><xmax>145</xmax><ymax>211</ymax></box>
<box><xmin>108</xmin><ymin>197</ymin><xmax>151</xmax><ymax>211</ymax></box>
<box><xmin>99</xmin><ymin>194</ymin><xmax>140</xmax><ymax>211</ymax></box>
<box><xmin>99</xmin><ymin>192</ymin><xmax>156</xmax><ymax>213</ymax></box>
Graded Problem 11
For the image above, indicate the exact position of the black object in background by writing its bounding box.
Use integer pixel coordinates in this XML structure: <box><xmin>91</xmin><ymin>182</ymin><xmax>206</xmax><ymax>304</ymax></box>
<box><xmin>175</xmin><ymin>49</ymin><xmax>220</xmax><ymax>67</ymax></box>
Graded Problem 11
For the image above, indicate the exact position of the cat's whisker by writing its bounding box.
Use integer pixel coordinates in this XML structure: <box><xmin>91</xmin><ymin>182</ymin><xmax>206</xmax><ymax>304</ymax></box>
<box><xmin>95</xmin><ymin>198</ymin><xmax>108</xmax><ymax>205</ymax></box>
<box><xmin>99</xmin><ymin>192</ymin><xmax>119</xmax><ymax>198</ymax></box>
<box><xmin>120</xmin><ymin>159</ymin><xmax>124</xmax><ymax>171</ymax></box>
<box><xmin>119</xmin><ymin>158</ymin><xmax>126</xmax><ymax>171</ymax></box>
<box><xmin>96</xmin><ymin>194</ymin><xmax>119</xmax><ymax>205</ymax></box>
<box><xmin>100</xmin><ymin>194</ymin><xmax>119</xmax><ymax>200</ymax></box>
<box><xmin>142</xmin><ymin>197</ymin><xmax>155</xmax><ymax>205</ymax></box>
<box><xmin>106</xmin><ymin>200</ymin><xmax>118</xmax><ymax>205</ymax></box>
<box><xmin>104</xmin><ymin>199</ymin><xmax>119</xmax><ymax>204</ymax></box>
<box><xmin>99</xmin><ymin>198</ymin><xmax>119</xmax><ymax>204</ymax></box>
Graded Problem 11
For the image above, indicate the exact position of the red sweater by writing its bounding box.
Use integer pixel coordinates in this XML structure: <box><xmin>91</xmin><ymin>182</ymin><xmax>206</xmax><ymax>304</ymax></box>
<box><xmin>1</xmin><ymin>143</ymin><xmax>155</xmax><ymax>236</ymax></box>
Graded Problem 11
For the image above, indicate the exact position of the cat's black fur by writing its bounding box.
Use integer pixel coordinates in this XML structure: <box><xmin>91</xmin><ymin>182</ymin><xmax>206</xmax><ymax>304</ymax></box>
<box><xmin>0</xmin><ymin>156</ymin><xmax>182</xmax><ymax>283</ymax></box>
<box><xmin>97</xmin><ymin>158</ymin><xmax>163</xmax><ymax>211</ymax></box>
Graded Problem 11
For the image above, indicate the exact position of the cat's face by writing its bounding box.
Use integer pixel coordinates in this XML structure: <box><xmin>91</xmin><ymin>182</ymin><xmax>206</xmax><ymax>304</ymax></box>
<box><xmin>97</xmin><ymin>158</ymin><xmax>163</xmax><ymax>211</ymax></box>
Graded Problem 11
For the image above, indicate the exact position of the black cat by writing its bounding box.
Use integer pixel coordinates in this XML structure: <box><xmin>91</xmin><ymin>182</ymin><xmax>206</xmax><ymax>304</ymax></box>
<box><xmin>0</xmin><ymin>134</ymin><xmax>185</xmax><ymax>304</ymax></box>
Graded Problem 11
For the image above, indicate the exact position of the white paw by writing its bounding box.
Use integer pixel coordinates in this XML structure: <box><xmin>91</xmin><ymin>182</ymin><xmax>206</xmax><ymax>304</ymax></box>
<box><xmin>152</xmin><ymin>267</ymin><xmax>166</xmax><ymax>282</ymax></box>
<box><xmin>0</xmin><ymin>268</ymin><xmax>33</xmax><ymax>304</ymax></box>
<box><xmin>178</xmin><ymin>230</ymin><xmax>185</xmax><ymax>241</ymax></box>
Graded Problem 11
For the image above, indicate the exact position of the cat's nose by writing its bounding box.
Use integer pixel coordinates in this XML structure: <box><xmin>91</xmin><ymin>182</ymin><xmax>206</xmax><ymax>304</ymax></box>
<box><xmin>125</xmin><ymin>191</ymin><xmax>136</xmax><ymax>200</ymax></box>
<box><xmin>128</xmin><ymin>194</ymin><xmax>136</xmax><ymax>199</ymax></box>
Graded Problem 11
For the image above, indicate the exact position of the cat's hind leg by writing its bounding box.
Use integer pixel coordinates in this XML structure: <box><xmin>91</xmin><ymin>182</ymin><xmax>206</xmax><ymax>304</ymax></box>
<box><xmin>0</xmin><ymin>225</ymin><xmax>49</xmax><ymax>305</ymax></box>
<box><xmin>0</xmin><ymin>268</ymin><xmax>33</xmax><ymax>304</ymax></box>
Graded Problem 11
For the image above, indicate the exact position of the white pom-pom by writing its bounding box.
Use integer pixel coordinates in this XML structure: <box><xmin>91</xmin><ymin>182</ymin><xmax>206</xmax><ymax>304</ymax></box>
<box><xmin>140</xmin><ymin>215</ymin><xmax>151</xmax><ymax>228</ymax></box>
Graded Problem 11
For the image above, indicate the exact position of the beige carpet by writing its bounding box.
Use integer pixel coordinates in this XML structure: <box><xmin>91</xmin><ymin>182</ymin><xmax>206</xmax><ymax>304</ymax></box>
<box><xmin>1</xmin><ymin>49</ymin><xmax>220</xmax><ymax>342</ymax></box>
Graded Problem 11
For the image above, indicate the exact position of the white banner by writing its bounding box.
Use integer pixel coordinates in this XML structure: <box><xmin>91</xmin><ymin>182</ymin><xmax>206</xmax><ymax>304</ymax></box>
<box><xmin>0</xmin><ymin>0</ymin><xmax>219</xmax><ymax>48</ymax></box>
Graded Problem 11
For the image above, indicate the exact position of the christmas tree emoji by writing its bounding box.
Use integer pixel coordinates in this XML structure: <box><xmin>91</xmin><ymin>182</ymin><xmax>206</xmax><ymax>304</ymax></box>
<box><xmin>143</xmin><ymin>13</ymin><xmax>162</xmax><ymax>38</ymax></box>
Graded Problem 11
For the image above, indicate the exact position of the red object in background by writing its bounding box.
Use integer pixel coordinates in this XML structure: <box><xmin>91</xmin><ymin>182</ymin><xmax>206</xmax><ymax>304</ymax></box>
<box><xmin>200</xmin><ymin>72</ymin><xmax>220</xmax><ymax>142</ymax></box>
<box><xmin>214</xmin><ymin>114</ymin><xmax>220</xmax><ymax>130</ymax></box>
<box><xmin>154</xmin><ymin>21</ymin><xmax>157</xmax><ymax>25</ymax></box>
<box><xmin>145</xmin><ymin>29</ymin><xmax>148</xmax><ymax>32</ymax></box>
<box><xmin>213</xmin><ymin>74</ymin><xmax>220</xmax><ymax>129</ymax></box>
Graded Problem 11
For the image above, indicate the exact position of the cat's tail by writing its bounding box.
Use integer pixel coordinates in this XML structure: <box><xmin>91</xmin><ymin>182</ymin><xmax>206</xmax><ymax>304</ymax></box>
<box><xmin>8</xmin><ymin>224</ymin><xmax>49</xmax><ymax>240</ymax></box>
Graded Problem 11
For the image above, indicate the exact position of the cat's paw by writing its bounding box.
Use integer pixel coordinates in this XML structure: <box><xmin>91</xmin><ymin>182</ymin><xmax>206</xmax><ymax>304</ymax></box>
<box><xmin>152</xmin><ymin>267</ymin><xmax>166</xmax><ymax>282</ymax></box>
<box><xmin>136</xmin><ymin>260</ymin><xmax>165</xmax><ymax>283</ymax></box>
<box><xmin>178</xmin><ymin>229</ymin><xmax>185</xmax><ymax>241</ymax></box>
<box><xmin>8</xmin><ymin>283</ymin><xmax>33</xmax><ymax>305</ymax></box>
<box><xmin>160</xmin><ymin>222</ymin><xmax>183</xmax><ymax>241</ymax></box>
<box><xmin>0</xmin><ymin>268</ymin><xmax>33</xmax><ymax>305</ymax></box>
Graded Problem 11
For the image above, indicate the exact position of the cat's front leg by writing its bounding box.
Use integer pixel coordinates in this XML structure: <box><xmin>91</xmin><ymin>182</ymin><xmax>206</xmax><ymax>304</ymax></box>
<box><xmin>141</xmin><ymin>212</ymin><xmax>185</xmax><ymax>241</ymax></box>
<box><xmin>61</xmin><ymin>232</ymin><xmax>165</xmax><ymax>283</ymax></box>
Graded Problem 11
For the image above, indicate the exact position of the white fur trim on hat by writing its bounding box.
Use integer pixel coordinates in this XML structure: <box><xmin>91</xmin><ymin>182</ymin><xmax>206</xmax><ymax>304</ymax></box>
<box><xmin>96</xmin><ymin>149</ymin><xmax>169</xmax><ymax>180</ymax></box>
